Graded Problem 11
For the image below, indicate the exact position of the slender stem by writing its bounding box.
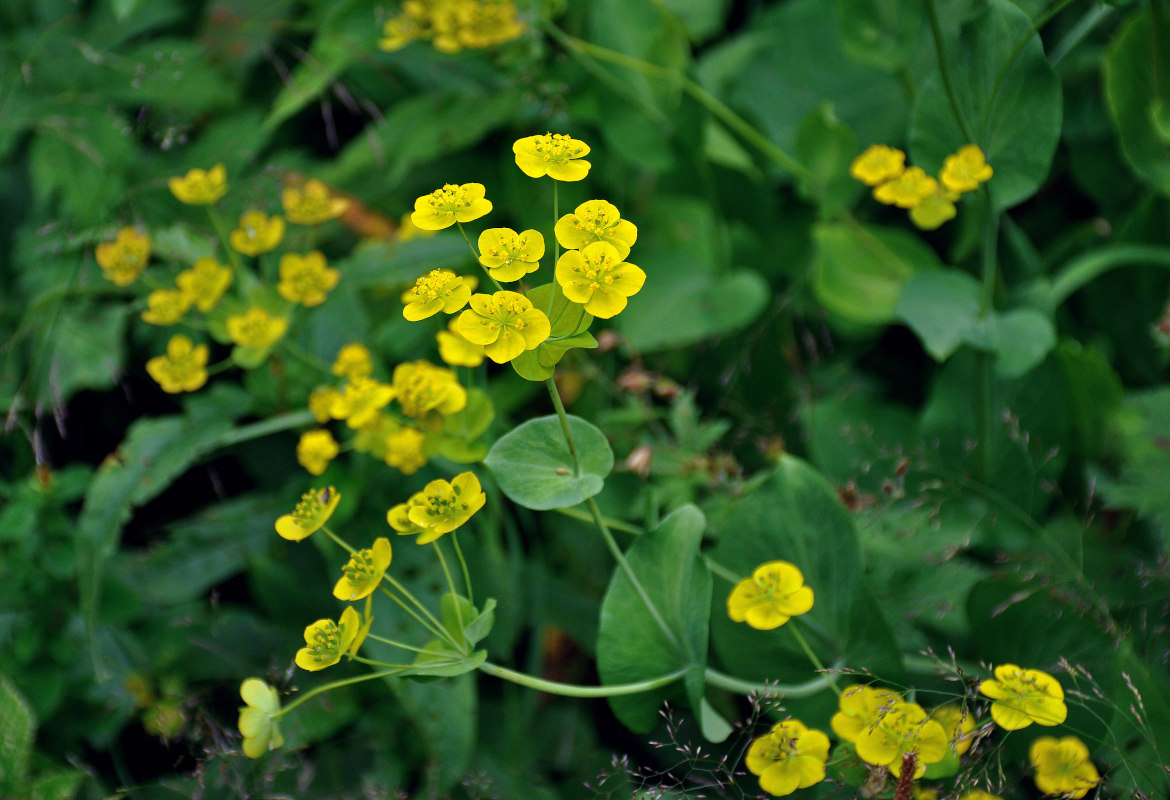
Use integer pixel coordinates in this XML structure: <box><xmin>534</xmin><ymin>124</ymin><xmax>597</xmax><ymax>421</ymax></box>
<box><xmin>924</xmin><ymin>0</ymin><xmax>976</xmax><ymax>143</ymax></box>
<box><xmin>546</xmin><ymin>377</ymin><xmax>581</xmax><ymax>476</ymax></box>
<box><xmin>976</xmin><ymin>189</ymin><xmax>1000</xmax><ymax>483</ymax></box>
<box><xmin>543</xmin><ymin>23</ymin><xmax>810</xmax><ymax>181</ymax></box>
<box><xmin>1046</xmin><ymin>244</ymin><xmax>1170</xmax><ymax>308</ymax></box>
<box><xmin>704</xmin><ymin>667</ymin><xmax>835</xmax><ymax>699</ymax></box>
<box><xmin>1050</xmin><ymin>4</ymin><xmax>1113</xmax><ymax>66</ymax></box>
<box><xmin>554</xmin><ymin>505</ymin><xmax>644</xmax><ymax>535</ymax></box>
<box><xmin>215</xmin><ymin>410</ymin><xmax>317</xmax><ymax>448</ymax></box>
<box><xmin>433</xmin><ymin>540</ymin><xmax>466</xmax><ymax>647</ymax></box>
<box><xmin>206</xmin><ymin>206</ymin><xmax>253</xmax><ymax>291</ymax></box>
<box><xmin>274</xmin><ymin>668</ymin><xmax>403</xmax><ymax>717</ymax></box>
<box><xmin>586</xmin><ymin>496</ymin><xmax>683</xmax><ymax>655</ymax></box>
<box><xmin>362</xmin><ymin>633</ymin><xmax>440</xmax><ymax>656</ymax></box>
<box><xmin>377</xmin><ymin>585</ymin><xmax>453</xmax><ymax>647</ymax></box>
<box><xmin>789</xmin><ymin>624</ymin><xmax>841</xmax><ymax>697</ymax></box>
<box><xmin>702</xmin><ymin>555</ymin><xmax>742</xmax><ymax>585</ymax></box>
<box><xmin>457</xmin><ymin>222</ymin><xmax>504</xmax><ymax>291</ymax></box>
<box><xmin>479</xmin><ymin>662</ymin><xmax>686</xmax><ymax>697</ymax></box>
<box><xmin>321</xmin><ymin>526</ymin><xmax>356</xmax><ymax>555</ymax></box>
<box><xmin>451</xmin><ymin>531</ymin><xmax>474</xmax><ymax>607</ymax></box>
<box><xmin>1148</xmin><ymin>0</ymin><xmax>1167</xmax><ymax>111</ymax></box>
<box><xmin>280</xmin><ymin>338</ymin><xmax>331</xmax><ymax>376</ymax></box>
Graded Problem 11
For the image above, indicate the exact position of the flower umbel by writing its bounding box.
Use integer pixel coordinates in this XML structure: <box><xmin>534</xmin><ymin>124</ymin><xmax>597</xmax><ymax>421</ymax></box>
<box><xmin>95</xmin><ymin>227</ymin><xmax>151</xmax><ymax>286</ymax></box>
<box><xmin>411</xmin><ymin>183</ymin><xmax>492</xmax><ymax>231</ymax></box>
<box><xmin>909</xmin><ymin>188</ymin><xmax>958</xmax><ymax>230</ymax></box>
<box><xmin>745</xmin><ymin>719</ymin><xmax>831</xmax><ymax>797</ymax></box>
<box><xmin>333</xmin><ymin>537</ymin><xmax>392</xmax><ymax>601</ymax></box>
<box><xmin>146</xmin><ymin>335</ymin><xmax>209</xmax><ymax>393</ymax></box>
<box><xmin>141</xmin><ymin>288</ymin><xmax>192</xmax><ymax>326</ymax></box>
<box><xmin>437</xmin><ymin>320</ymin><xmax>486</xmax><ymax>368</ymax></box>
<box><xmin>853</xmin><ymin>700</ymin><xmax>948</xmax><ymax>779</ymax></box>
<box><xmin>1029</xmin><ymin>736</ymin><xmax>1099</xmax><ymax>799</ymax></box>
<box><xmin>874</xmin><ymin>166</ymin><xmax>937</xmax><ymax>208</ymax></box>
<box><xmin>554</xmin><ymin>200</ymin><xmax>638</xmax><ymax>259</ymax></box>
<box><xmin>226</xmin><ymin>307</ymin><xmax>289</xmax><ymax>349</ymax></box>
<box><xmin>979</xmin><ymin>664</ymin><xmax>1067</xmax><ymax>730</ymax></box>
<box><xmin>275</xmin><ymin>486</ymin><xmax>341</xmax><ymax>541</ymax></box>
<box><xmin>332</xmin><ymin>377</ymin><xmax>395</xmax><ymax>430</ymax></box>
<box><xmin>282</xmin><ymin>179</ymin><xmax>349</xmax><ymax>225</ymax></box>
<box><xmin>230</xmin><ymin>210</ymin><xmax>286</xmax><ymax>256</ymax></box>
<box><xmin>850</xmin><ymin>144</ymin><xmax>906</xmax><ymax>186</ymax></box>
<box><xmin>555</xmin><ymin>242</ymin><xmax>645</xmax><ymax>319</ymax></box>
<box><xmin>238</xmin><ymin>678</ymin><xmax>283</xmax><ymax>758</ymax></box>
<box><xmin>277</xmin><ymin>251</ymin><xmax>340</xmax><ymax>307</ymax></box>
<box><xmin>176</xmin><ymin>257</ymin><xmax>232</xmax><ymax>312</ymax></box>
<box><xmin>168</xmin><ymin>164</ymin><xmax>227</xmax><ymax>205</ymax></box>
<box><xmin>387</xmin><ymin>471</ymin><xmax>486</xmax><ymax>545</ymax></box>
<box><xmin>454</xmin><ymin>291</ymin><xmax>551</xmax><ymax>363</ymax></box>
<box><xmin>390</xmin><ymin>360</ymin><xmax>467</xmax><ymax>420</ymax></box>
<box><xmin>383</xmin><ymin>425</ymin><xmax>428</xmax><ymax>474</ymax></box>
<box><xmin>295</xmin><ymin>606</ymin><xmax>360</xmax><ymax>671</ymax></box>
<box><xmin>296</xmin><ymin>430</ymin><xmax>340</xmax><ymax>476</ymax></box>
<box><xmin>830</xmin><ymin>684</ymin><xmax>902</xmax><ymax>743</ymax></box>
<box><xmin>477</xmin><ymin>228</ymin><xmax>545</xmax><ymax>282</ymax></box>
<box><xmin>331</xmin><ymin>343</ymin><xmax>374</xmax><ymax>380</ymax></box>
<box><xmin>940</xmin><ymin>144</ymin><xmax>993</xmax><ymax>194</ymax></box>
<box><xmin>403</xmin><ymin>269</ymin><xmax>473</xmax><ymax>320</ymax></box>
<box><xmin>513</xmin><ymin>133</ymin><xmax>591</xmax><ymax>181</ymax></box>
<box><xmin>727</xmin><ymin>560</ymin><xmax>814</xmax><ymax>630</ymax></box>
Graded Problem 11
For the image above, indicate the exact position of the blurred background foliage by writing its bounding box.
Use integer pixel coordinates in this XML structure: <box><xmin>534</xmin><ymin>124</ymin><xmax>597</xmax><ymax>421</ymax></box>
<box><xmin>2</xmin><ymin>0</ymin><xmax>1170</xmax><ymax>797</ymax></box>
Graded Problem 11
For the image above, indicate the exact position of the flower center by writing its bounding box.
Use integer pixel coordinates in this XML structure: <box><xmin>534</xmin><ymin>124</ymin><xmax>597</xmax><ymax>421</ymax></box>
<box><xmin>305</xmin><ymin>621</ymin><xmax>342</xmax><ymax>662</ymax></box>
<box><xmin>342</xmin><ymin>548</ymin><xmax>377</xmax><ymax>583</ymax></box>
<box><xmin>531</xmin><ymin>133</ymin><xmax>585</xmax><ymax>163</ymax></box>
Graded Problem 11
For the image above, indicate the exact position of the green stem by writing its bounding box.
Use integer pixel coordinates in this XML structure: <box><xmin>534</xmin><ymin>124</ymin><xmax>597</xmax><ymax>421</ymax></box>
<box><xmin>1046</xmin><ymin>244</ymin><xmax>1170</xmax><ymax>308</ymax></box>
<box><xmin>789</xmin><ymin>624</ymin><xmax>840</xmax><ymax>697</ymax></box>
<box><xmin>702</xmin><ymin>555</ymin><xmax>741</xmax><ymax>585</ymax></box>
<box><xmin>554</xmin><ymin>505</ymin><xmax>644</xmax><ymax>536</ymax></box>
<box><xmin>546</xmin><ymin>377</ymin><xmax>581</xmax><ymax>476</ymax></box>
<box><xmin>274</xmin><ymin>668</ymin><xmax>403</xmax><ymax>717</ymax></box>
<box><xmin>206</xmin><ymin>206</ymin><xmax>253</xmax><ymax>292</ymax></box>
<box><xmin>479</xmin><ymin>662</ymin><xmax>686</xmax><ymax>697</ymax></box>
<box><xmin>1148</xmin><ymin>0</ymin><xmax>1167</xmax><ymax>110</ymax></box>
<box><xmin>361</xmin><ymin>633</ymin><xmax>440</xmax><ymax>656</ymax></box>
<box><xmin>377</xmin><ymin>585</ymin><xmax>454</xmax><ymax>647</ymax></box>
<box><xmin>924</xmin><ymin>0</ymin><xmax>976</xmax><ymax>142</ymax></box>
<box><xmin>975</xmin><ymin>189</ymin><xmax>1000</xmax><ymax>483</ymax></box>
<box><xmin>586</xmin><ymin>496</ymin><xmax>683</xmax><ymax>655</ymax></box>
<box><xmin>1050</xmin><ymin>2</ymin><xmax>1113</xmax><ymax>65</ymax></box>
<box><xmin>543</xmin><ymin>23</ymin><xmax>810</xmax><ymax>181</ymax></box>
<box><xmin>704</xmin><ymin>668</ymin><xmax>835</xmax><ymax>699</ymax></box>
<box><xmin>457</xmin><ymin>222</ymin><xmax>504</xmax><ymax>292</ymax></box>
<box><xmin>279</xmin><ymin>338</ymin><xmax>331</xmax><ymax>376</ymax></box>
<box><xmin>215</xmin><ymin>410</ymin><xmax>316</xmax><ymax>447</ymax></box>
<box><xmin>433</xmin><ymin>540</ymin><xmax>466</xmax><ymax>648</ymax></box>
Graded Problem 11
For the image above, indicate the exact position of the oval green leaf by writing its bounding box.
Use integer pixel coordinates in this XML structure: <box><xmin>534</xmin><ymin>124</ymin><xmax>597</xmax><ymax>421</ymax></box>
<box><xmin>484</xmin><ymin>415</ymin><xmax>613</xmax><ymax>510</ymax></box>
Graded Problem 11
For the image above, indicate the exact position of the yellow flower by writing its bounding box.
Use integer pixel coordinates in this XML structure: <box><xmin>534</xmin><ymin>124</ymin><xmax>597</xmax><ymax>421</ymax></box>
<box><xmin>281</xmin><ymin>179</ymin><xmax>350</xmax><ymax>225</ymax></box>
<box><xmin>513</xmin><ymin>133</ymin><xmax>591</xmax><ymax>181</ymax></box>
<box><xmin>146</xmin><ymin>335</ymin><xmax>209</xmax><ymax>393</ymax></box>
<box><xmin>168</xmin><ymin>164</ymin><xmax>227</xmax><ymax>205</ymax></box>
<box><xmin>391</xmin><ymin>360</ymin><xmax>467</xmax><ymax>420</ymax></box>
<box><xmin>830</xmin><ymin>684</ymin><xmax>902</xmax><ymax>743</ymax></box>
<box><xmin>940</xmin><ymin>144</ymin><xmax>993</xmax><ymax>194</ymax></box>
<box><xmin>176</xmin><ymin>257</ymin><xmax>233</xmax><ymax>312</ymax></box>
<box><xmin>454</xmin><ymin>291</ymin><xmax>551</xmax><ymax>363</ymax></box>
<box><xmin>277</xmin><ymin>251</ymin><xmax>340</xmax><ymax>307</ymax></box>
<box><xmin>402</xmin><ymin>269</ymin><xmax>472</xmax><ymax>321</ymax></box>
<box><xmin>411</xmin><ymin>183</ymin><xmax>493</xmax><ymax>231</ymax></box>
<box><xmin>1029</xmin><ymin>736</ymin><xmax>1099</xmax><ymax>799</ymax></box>
<box><xmin>850</xmin><ymin>144</ymin><xmax>906</xmax><ymax>186</ymax></box>
<box><xmin>745</xmin><ymin>719</ymin><xmax>830</xmax><ymax>797</ymax></box>
<box><xmin>226</xmin><ymin>307</ymin><xmax>288</xmax><ymax>349</ymax></box>
<box><xmin>457</xmin><ymin>1</ymin><xmax>526</xmax><ymax>49</ymax></box>
<box><xmin>960</xmin><ymin>793</ymin><xmax>1005</xmax><ymax>800</ymax></box>
<box><xmin>477</xmin><ymin>227</ymin><xmax>544</xmax><ymax>282</ymax></box>
<box><xmin>379</xmin><ymin>12</ymin><xmax>424</xmax><ymax>51</ymax></box>
<box><xmin>929</xmin><ymin>703</ymin><xmax>975</xmax><ymax>757</ymax></box>
<box><xmin>295</xmin><ymin>606</ymin><xmax>361</xmax><ymax>671</ymax></box>
<box><xmin>95</xmin><ymin>227</ymin><xmax>151</xmax><ymax>286</ymax></box>
<box><xmin>332</xmin><ymin>376</ymin><xmax>395</xmax><ymax>430</ymax></box>
<box><xmin>726</xmin><ymin>560</ymin><xmax>814</xmax><ymax>630</ymax></box>
<box><xmin>275</xmin><ymin>486</ymin><xmax>341</xmax><ymax>541</ymax></box>
<box><xmin>979</xmin><ymin>664</ymin><xmax>1067</xmax><ymax>730</ymax></box>
<box><xmin>873</xmin><ymin>166</ymin><xmax>937</xmax><ymax>208</ymax></box>
<box><xmin>436</xmin><ymin>320</ymin><xmax>485</xmax><ymax>367</ymax></box>
<box><xmin>141</xmin><ymin>288</ymin><xmax>192</xmax><ymax>326</ymax></box>
<box><xmin>397</xmin><ymin>210</ymin><xmax>437</xmax><ymax>241</ymax></box>
<box><xmin>909</xmin><ymin>188</ymin><xmax>958</xmax><ymax>230</ymax></box>
<box><xmin>854</xmin><ymin>701</ymin><xmax>949</xmax><ymax>779</ymax></box>
<box><xmin>386</xmin><ymin>471</ymin><xmax>486</xmax><ymax>545</ymax></box>
<box><xmin>308</xmin><ymin>386</ymin><xmax>342</xmax><ymax>423</ymax></box>
<box><xmin>296</xmin><ymin>430</ymin><xmax>340</xmax><ymax>476</ymax></box>
<box><xmin>333</xmin><ymin>537</ymin><xmax>392</xmax><ymax>601</ymax></box>
<box><xmin>555</xmin><ymin>241</ymin><xmax>646</xmax><ymax>319</ymax></box>
<box><xmin>238</xmin><ymin>678</ymin><xmax>283</xmax><ymax>758</ymax></box>
<box><xmin>230</xmin><ymin>210</ymin><xmax>286</xmax><ymax>256</ymax></box>
<box><xmin>383</xmin><ymin>425</ymin><xmax>428</xmax><ymax>474</ymax></box>
<box><xmin>554</xmin><ymin>200</ymin><xmax>638</xmax><ymax>259</ymax></box>
<box><xmin>332</xmin><ymin>343</ymin><xmax>374</xmax><ymax>380</ymax></box>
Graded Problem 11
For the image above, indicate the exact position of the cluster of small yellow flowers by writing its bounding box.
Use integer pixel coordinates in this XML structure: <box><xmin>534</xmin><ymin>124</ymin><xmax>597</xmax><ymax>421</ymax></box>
<box><xmin>478</xmin><ymin>228</ymin><xmax>544</xmax><ymax>282</ymax></box>
<box><xmin>176</xmin><ymin>257</ymin><xmax>233</xmax><ymax>312</ymax></box>
<box><xmin>514</xmin><ymin>133</ymin><xmax>592</xmax><ymax>181</ymax></box>
<box><xmin>454</xmin><ymin>291</ymin><xmax>551</xmax><ymax>363</ymax></box>
<box><xmin>378</xmin><ymin>0</ymin><xmax>526</xmax><ymax>54</ymax></box>
<box><xmin>145</xmin><ymin>335</ymin><xmax>209</xmax><ymax>393</ymax></box>
<box><xmin>333</xmin><ymin>538</ymin><xmax>393</xmax><ymax>601</ymax></box>
<box><xmin>851</xmin><ymin>143</ymin><xmax>992</xmax><ymax>230</ymax></box>
<box><xmin>331</xmin><ymin>342</ymin><xmax>374</xmax><ymax>380</ymax></box>
<box><xmin>296</xmin><ymin>429</ymin><xmax>341</xmax><ymax>476</ymax></box>
<box><xmin>331</xmin><ymin>376</ymin><xmax>396</xmax><ymax>430</ymax></box>
<box><xmin>978</xmin><ymin>663</ymin><xmax>1068</xmax><ymax>729</ymax></box>
<box><xmin>1030</xmin><ymin>736</ymin><xmax>1100</xmax><ymax>798</ymax></box>
<box><xmin>436</xmin><ymin>319</ymin><xmax>485</xmax><ymax>367</ymax></box>
<box><xmin>411</xmin><ymin>183</ymin><xmax>493</xmax><ymax>231</ymax></box>
<box><xmin>275</xmin><ymin>486</ymin><xmax>341</xmax><ymax>541</ymax></box>
<box><xmin>281</xmin><ymin>179</ymin><xmax>350</xmax><ymax>226</ymax></box>
<box><xmin>402</xmin><ymin>269</ymin><xmax>473</xmax><ymax>321</ymax></box>
<box><xmin>169</xmin><ymin>164</ymin><xmax>228</xmax><ymax>205</ymax></box>
<box><xmin>830</xmin><ymin>687</ymin><xmax>949</xmax><ymax>779</ymax></box>
<box><xmin>95</xmin><ymin>227</ymin><xmax>151</xmax><ymax>286</ymax></box>
<box><xmin>555</xmin><ymin>241</ymin><xmax>645</xmax><ymax>319</ymax></box>
<box><xmin>277</xmin><ymin>251</ymin><xmax>340</xmax><ymax>307</ymax></box>
<box><xmin>726</xmin><ymin>560</ymin><xmax>814</xmax><ymax>630</ymax></box>
<box><xmin>226</xmin><ymin>307</ymin><xmax>289</xmax><ymax>350</ymax></box>
<box><xmin>391</xmin><ymin>360</ymin><xmax>467</xmax><ymax>422</ymax></box>
<box><xmin>141</xmin><ymin>288</ymin><xmax>192</xmax><ymax>326</ymax></box>
<box><xmin>295</xmin><ymin>606</ymin><xmax>368</xmax><ymax>671</ymax></box>
<box><xmin>230</xmin><ymin>210</ymin><xmax>285</xmax><ymax>256</ymax></box>
<box><xmin>745</xmin><ymin>719</ymin><xmax>831</xmax><ymax>797</ymax></box>
<box><xmin>237</xmin><ymin>679</ymin><xmax>283</xmax><ymax>758</ymax></box>
<box><xmin>387</xmin><ymin>471</ymin><xmax>486</xmax><ymax>545</ymax></box>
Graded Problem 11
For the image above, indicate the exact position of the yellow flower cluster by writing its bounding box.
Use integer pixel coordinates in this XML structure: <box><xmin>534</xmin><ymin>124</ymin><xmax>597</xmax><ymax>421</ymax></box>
<box><xmin>851</xmin><ymin>143</ymin><xmax>992</xmax><ymax>230</ymax></box>
<box><xmin>378</xmin><ymin>0</ymin><xmax>526</xmax><ymax>54</ymax></box>
<box><xmin>281</xmin><ymin>179</ymin><xmax>350</xmax><ymax>226</ymax></box>
<box><xmin>831</xmin><ymin>686</ymin><xmax>949</xmax><ymax>779</ymax></box>
<box><xmin>745</xmin><ymin>719</ymin><xmax>830</xmax><ymax>796</ymax></box>
<box><xmin>978</xmin><ymin>663</ymin><xmax>1068</xmax><ymax>730</ymax></box>
<box><xmin>387</xmin><ymin>471</ymin><xmax>485</xmax><ymax>545</ymax></box>
<box><xmin>1030</xmin><ymin>735</ymin><xmax>1099</xmax><ymax>798</ymax></box>
<box><xmin>168</xmin><ymin>164</ymin><xmax>228</xmax><ymax>205</ymax></box>
<box><xmin>145</xmin><ymin>335</ymin><xmax>209</xmax><ymax>394</ymax></box>
<box><xmin>237</xmin><ymin>678</ymin><xmax>283</xmax><ymax>758</ymax></box>
<box><xmin>726</xmin><ymin>560</ymin><xmax>814</xmax><ymax>630</ymax></box>
<box><xmin>95</xmin><ymin>227</ymin><xmax>151</xmax><ymax>286</ymax></box>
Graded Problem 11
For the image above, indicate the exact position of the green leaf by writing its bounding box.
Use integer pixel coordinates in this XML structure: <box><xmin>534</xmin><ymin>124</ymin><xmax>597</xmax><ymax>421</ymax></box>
<box><xmin>710</xmin><ymin>457</ymin><xmax>906</xmax><ymax>698</ymax></box>
<box><xmin>1104</xmin><ymin>9</ymin><xmax>1170</xmax><ymax>194</ymax></box>
<box><xmin>992</xmin><ymin>307</ymin><xmax>1055</xmax><ymax>378</ymax></box>
<box><xmin>895</xmin><ymin>270</ymin><xmax>983</xmax><ymax>360</ymax></box>
<box><xmin>509</xmin><ymin>284</ymin><xmax>597</xmax><ymax>380</ymax></box>
<box><xmin>0</xmin><ymin>675</ymin><xmax>34</xmax><ymax>789</ymax></box>
<box><xmin>407</xmin><ymin>642</ymin><xmax>489</xmax><ymax>678</ymax></box>
<box><xmin>484</xmin><ymin>415</ymin><xmax>613</xmax><ymax>510</ymax></box>
<box><xmin>833</xmin><ymin>0</ymin><xmax>923</xmax><ymax>69</ymax></box>
<box><xmin>1055</xmin><ymin>340</ymin><xmax>1123</xmax><ymax>457</ymax></box>
<box><xmin>438</xmin><ymin>594</ymin><xmax>496</xmax><ymax>649</ymax></box>
<box><xmin>110</xmin><ymin>0</ymin><xmax>142</xmax><ymax>21</ymax></box>
<box><xmin>795</xmin><ymin>103</ymin><xmax>861</xmax><ymax>215</ymax></box>
<box><xmin>597</xmin><ymin>505</ymin><xmax>711</xmax><ymax>732</ymax></box>
<box><xmin>619</xmin><ymin>270</ymin><xmax>769</xmax><ymax>351</ymax></box>
<box><xmin>813</xmin><ymin>221</ymin><xmax>942</xmax><ymax>325</ymax></box>
<box><xmin>909</xmin><ymin>0</ymin><xmax>1062</xmax><ymax>210</ymax></box>
<box><xmin>392</xmin><ymin>674</ymin><xmax>476</xmax><ymax>793</ymax></box>
<box><xmin>527</xmin><ymin>283</ymin><xmax>593</xmax><ymax>337</ymax></box>
<box><xmin>33</xmin><ymin>303</ymin><xmax>128</xmax><ymax>407</ymax></box>
<box><xmin>699</xmin><ymin>697</ymin><xmax>733</xmax><ymax>743</ymax></box>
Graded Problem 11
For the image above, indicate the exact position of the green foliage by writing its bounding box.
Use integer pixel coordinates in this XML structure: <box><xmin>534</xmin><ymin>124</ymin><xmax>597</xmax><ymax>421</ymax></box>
<box><xmin>485</xmin><ymin>414</ymin><xmax>614</xmax><ymax>510</ymax></box>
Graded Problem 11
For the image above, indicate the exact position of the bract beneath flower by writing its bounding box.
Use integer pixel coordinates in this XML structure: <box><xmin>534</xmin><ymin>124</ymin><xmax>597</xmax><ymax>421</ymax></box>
<box><xmin>295</xmin><ymin>606</ymin><xmax>360</xmax><ymax>671</ymax></box>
